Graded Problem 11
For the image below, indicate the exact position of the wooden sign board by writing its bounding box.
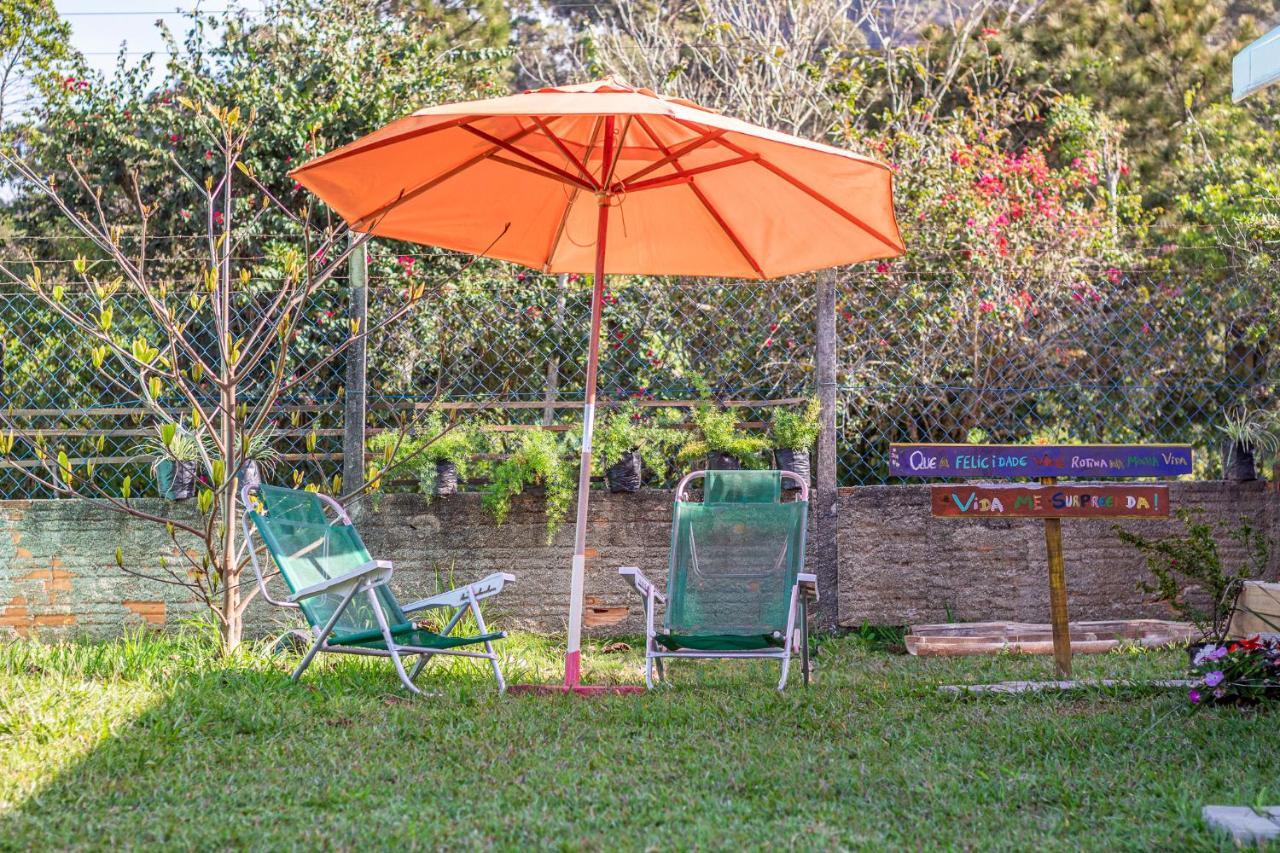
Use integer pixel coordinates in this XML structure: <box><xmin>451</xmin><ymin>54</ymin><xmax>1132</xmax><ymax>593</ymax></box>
<box><xmin>890</xmin><ymin>443</ymin><xmax>1192</xmax><ymax>479</ymax></box>
<box><xmin>931</xmin><ymin>483</ymin><xmax>1170</xmax><ymax>519</ymax></box>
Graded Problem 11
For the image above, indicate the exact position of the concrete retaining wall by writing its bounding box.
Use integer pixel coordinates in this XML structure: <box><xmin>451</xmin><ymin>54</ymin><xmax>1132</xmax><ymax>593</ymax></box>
<box><xmin>1</xmin><ymin>481</ymin><xmax>1276</xmax><ymax>639</ymax></box>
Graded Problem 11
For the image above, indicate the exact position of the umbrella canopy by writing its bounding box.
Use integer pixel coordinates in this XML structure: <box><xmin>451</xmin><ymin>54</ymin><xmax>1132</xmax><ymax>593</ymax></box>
<box><xmin>292</xmin><ymin>78</ymin><xmax>902</xmax><ymax>278</ymax></box>
<box><xmin>292</xmin><ymin>77</ymin><xmax>904</xmax><ymax>692</ymax></box>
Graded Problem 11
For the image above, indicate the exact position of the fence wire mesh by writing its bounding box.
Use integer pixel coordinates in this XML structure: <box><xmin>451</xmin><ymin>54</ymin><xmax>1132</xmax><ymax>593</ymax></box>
<box><xmin>0</xmin><ymin>262</ymin><xmax>1272</xmax><ymax>497</ymax></box>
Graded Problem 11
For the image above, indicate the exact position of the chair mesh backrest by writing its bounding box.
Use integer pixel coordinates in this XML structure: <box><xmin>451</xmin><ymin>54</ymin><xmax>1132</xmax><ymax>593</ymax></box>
<box><xmin>248</xmin><ymin>485</ymin><xmax>406</xmax><ymax>638</ymax></box>
<box><xmin>666</xmin><ymin>470</ymin><xmax>807</xmax><ymax>637</ymax></box>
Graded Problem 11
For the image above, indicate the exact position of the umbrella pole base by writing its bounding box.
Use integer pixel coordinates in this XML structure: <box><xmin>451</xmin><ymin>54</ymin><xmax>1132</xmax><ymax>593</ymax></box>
<box><xmin>508</xmin><ymin>683</ymin><xmax>647</xmax><ymax>695</ymax></box>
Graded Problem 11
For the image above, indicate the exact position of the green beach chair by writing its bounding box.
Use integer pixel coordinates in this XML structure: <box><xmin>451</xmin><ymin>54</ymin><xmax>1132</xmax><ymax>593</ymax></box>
<box><xmin>619</xmin><ymin>469</ymin><xmax>817</xmax><ymax>690</ymax></box>
<box><xmin>242</xmin><ymin>483</ymin><xmax>513</xmax><ymax>694</ymax></box>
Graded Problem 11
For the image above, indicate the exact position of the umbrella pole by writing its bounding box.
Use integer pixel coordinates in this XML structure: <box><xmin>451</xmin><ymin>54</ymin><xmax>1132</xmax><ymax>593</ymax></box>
<box><xmin>564</xmin><ymin>194</ymin><xmax>610</xmax><ymax>687</ymax></box>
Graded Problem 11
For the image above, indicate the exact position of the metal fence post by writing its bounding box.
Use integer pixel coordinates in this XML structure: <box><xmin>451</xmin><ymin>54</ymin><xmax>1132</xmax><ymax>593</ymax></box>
<box><xmin>814</xmin><ymin>271</ymin><xmax>840</xmax><ymax>629</ymax></box>
<box><xmin>342</xmin><ymin>235</ymin><xmax>368</xmax><ymax>497</ymax></box>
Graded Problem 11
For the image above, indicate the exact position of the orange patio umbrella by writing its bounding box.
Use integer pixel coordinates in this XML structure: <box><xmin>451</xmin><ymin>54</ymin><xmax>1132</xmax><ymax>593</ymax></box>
<box><xmin>292</xmin><ymin>77</ymin><xmax>904</xmax><ymax>692</ymax></box>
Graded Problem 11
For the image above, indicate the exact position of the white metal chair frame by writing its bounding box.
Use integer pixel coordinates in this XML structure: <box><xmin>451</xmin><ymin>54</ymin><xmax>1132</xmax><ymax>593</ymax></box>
<box><xmin>619</xmin><ymin>470</ymin><xmax>818</xmax><ymax>691</ymax></box>
<box><xmin>241</xmin><ymin>483</ymin><xmax>514</xmax><ymax>695</ymax></box>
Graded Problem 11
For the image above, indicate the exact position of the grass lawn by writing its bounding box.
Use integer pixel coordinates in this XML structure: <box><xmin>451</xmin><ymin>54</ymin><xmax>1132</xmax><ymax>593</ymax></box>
<box><xmin>0</xmin><ymin>627</ymin><xmax>1276</xmax><ymax>850</ymax></box>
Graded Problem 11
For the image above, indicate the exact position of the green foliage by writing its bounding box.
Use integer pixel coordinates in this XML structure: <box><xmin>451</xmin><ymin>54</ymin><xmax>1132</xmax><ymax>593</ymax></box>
<box><xmin>482</xmin><ymin>429</ymin><xmax>573</xmax><ymax>543</ymax></box>
<box><xmin>0</xmin><ymin>0</ymin><xmax>73</xmax><ymax>135</ymax></box>
<box><xmin>768</xmin><ymin>398</ymin><xmax>820</xmax><ymax>451</ymax></box>
<box><xmin>676</xmin><ymin>404</ymin><xmax>769</xmax><ymax>469</ymax></box>
<box><xmin>1114</xmin><ymin>508</ymin><xmax>1270</xmax><ymax>641</ymax></box>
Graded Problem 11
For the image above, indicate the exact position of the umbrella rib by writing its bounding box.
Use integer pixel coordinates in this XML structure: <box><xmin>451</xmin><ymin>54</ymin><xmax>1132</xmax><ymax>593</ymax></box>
<box><xmin>612</xmin><ymin>129</ymin><xmax>727</xmax><ymax>189</ymax></box>
<box><xmin>623</xmin><ymin>154</ymin><xmax>760</xmax><ymax>193</ymax></box>
<box><xmin>711</xmin><ymin>134</ymin><xmax>905</xmax><ymax>256</ymax></box>
<box><xmin>544</xmin><ymin>116</ymin><xmax>604</xmax><ymax>271</ymax></box>
<box><xmin>350</xmin><ymin>121</ymin><xmax>545</xmax><ymax>229</ymax></box>
<box><xmin>491</xmin><ymin>154</ymin><xmax>596</xmax><ymax>188</ymax></box>
<box><xmin>461</xmin><ymin>124</ymin><xmax>597</xmax><ymax>192</ymax></box>
<box><xmin>531</xmin><ymin>116</ymin><xmax>598</xmax><ymax>189</ymax></box>
<box><xmin>631</xmin><ymin>115</ymin><xmax>765</xmax><ymax>279</ymax></box>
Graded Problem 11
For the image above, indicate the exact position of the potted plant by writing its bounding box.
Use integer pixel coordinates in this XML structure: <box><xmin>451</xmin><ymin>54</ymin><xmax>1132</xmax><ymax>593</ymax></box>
<box><xmin>235</xmin><ymin>427</ymin><xmax>281</xmax><ymax>493</ymax></box>
<box><xmin>1218</xmin><ymin>405</ymin><xmax>1278</xmax><ymax>482</ymax></box>
<box><xmin>420</xmin><ymin>416</ymin><xmax>473</xmax><ymax>496</ymax></box>
<box><xmin>1113</xmin><ymin>508</ymin><xmax>1269</xmax><ymax>657</ymax></box>
<box><xmin>366</xmin><ymin>416</ymin><xmax>474</xmax><ymax>497</ymax></box>
<box><xmin>482</xmin><ymin>429</ymin><xmax>574</xmax><ymax>543</ymax></box>
<box><xmin>769</xmin><ymin>398</ymin><xmax>820</xmax><ymax>488</ymax></box>
<box><xmin>675</xmin><ymin>404</ymin><xmax>770</xmax><ymax>472</ymax></box>
<box><xmin>593</xmin><ymin>402</ymin><xmax>676</xmax><ymax>492</ymax></box>
<box><xmin>137</xmin><ymin>423</ymin><xmax>205</xmax><ymax>500</ymax></box>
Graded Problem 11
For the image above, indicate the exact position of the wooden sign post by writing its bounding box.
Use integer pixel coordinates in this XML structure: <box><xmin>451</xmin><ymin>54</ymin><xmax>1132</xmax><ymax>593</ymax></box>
<box><xmin>891</xmin><ymin>444</ymin><xmax>1191</xmax><ymax>678</ymax></box>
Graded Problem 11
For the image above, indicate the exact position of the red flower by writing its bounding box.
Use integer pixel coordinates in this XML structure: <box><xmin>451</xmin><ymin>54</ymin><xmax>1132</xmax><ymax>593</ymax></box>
<box><xmin>875</xmin><ymin>262</ymin><xmax>890</xmax><ymax>274</ymax></box>
<box><xmin>212</xmin><ymin>211</ymin><xmax>224</xmax><ymax>226</ymax></box>
<box><xmin>979</xmin><ymin>27</ymin><xmax>1000</xmax><ymax>38</ymax></box>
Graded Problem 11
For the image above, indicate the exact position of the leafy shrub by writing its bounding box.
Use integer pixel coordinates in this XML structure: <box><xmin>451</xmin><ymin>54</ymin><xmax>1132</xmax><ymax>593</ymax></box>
<box><xmin>768</xmin><ymin>398</ymin><xmax>821</xmax><ymax>450</ymax></box>
<box><xmin>482</xmin><ymin>429</ymin><xmax>574</xmax><ymax>543</ymax></box>
<box><xmin>592</xmin><ymin>402</ymin><xmax>680</xmax><ymax>482</ymax></box>
<box><xmin>1113</xmin><ymin>508</ymin><xmax>1269</xmax><ymax>641</ymax></box>
<box><xmin>675</xmin><ymin>404</ymin><xmax>770</xmax><ymax>469</ymax></box>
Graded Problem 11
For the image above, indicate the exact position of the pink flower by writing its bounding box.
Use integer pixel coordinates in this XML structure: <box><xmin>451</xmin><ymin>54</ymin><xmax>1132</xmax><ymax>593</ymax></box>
<box><xmin>875</xmin><ymin>262</ymin><xmax>890</xmax><ymax>274</ymax></box>
<box><xmin>396</xmin><ymin>255</ymin><xmax>415</xmax><ymax>269</ymax></box>
<box><xmin>1106</xmin><ymin>267</ymin><xmax>1121</xmax><ymax>284</ymax></box>
<box><xmin>979</xmin><ymin>27</ymin><xmax>1000</xmax><ymax>37</ymax></box>
<box><xmin>979</xmin><ymin>300</ymin><xmax>994</xmax><ymax>314</ymax></box>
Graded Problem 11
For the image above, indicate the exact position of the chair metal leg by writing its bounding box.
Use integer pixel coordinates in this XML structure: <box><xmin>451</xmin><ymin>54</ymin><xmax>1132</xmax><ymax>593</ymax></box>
<box><xmin>468</xmin><ymin>587</ymin><xmax>506</xmax><ymax>693</ymax></box>
<box><xmin>800</xmin><ymin>597</ymin><xmax>811</xmax><ymax>687</ymax></box>
<box><xmin>369</xmin><ymin>588</ymin><xmax>424</xmax><ymax>696</ymax></box>
<box><xmin>408</xmin><ymin>654</ymin><xmax>432</xmax><ymax>682</ymax></box>
<box><xmin>292</xmin><ymin>584</ymin><xmax>359</xmax><ymax>682</ymax></box>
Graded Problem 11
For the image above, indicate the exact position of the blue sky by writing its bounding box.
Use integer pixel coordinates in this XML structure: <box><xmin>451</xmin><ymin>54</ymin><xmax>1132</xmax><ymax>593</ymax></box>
<box><xmin>55</xmin><ymin>1</ymin><xmax>265</xmax><ymax>81</ymax></box>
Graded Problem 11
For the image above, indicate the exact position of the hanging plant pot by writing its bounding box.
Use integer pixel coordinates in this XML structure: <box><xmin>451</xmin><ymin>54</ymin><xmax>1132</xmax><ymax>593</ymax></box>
<box><xmin>159</xmin><ymin>459</ymin><xmax>197</xmax><ymax>500</ymax></box>
<box><xmin>238</xmin><ymin>460</ymin><xmax>263</xmax><ymax>494</ymax></box>
<box><xmin>773</xmin><ymin>448</ymin><xmax>810</xmax><ymax>489</ymax></box>
<box><xmin>434</xmin><ymin>460</ymin><xmax>459</xmax><ymax>496</ymax></box>
<box><xmin>705</xmin><ymin>451</ymin><xmax>742</xmax><ymax>471</ymax></box>
<box><xmin>605</xmin><ymin>450</ymin><xmax>642</xmax><ymax>493</ymax></box>
<box><xmin>1223</xmin><ymin>440</ymin><xmax>1256</xmax><ymax>482</ymax></box>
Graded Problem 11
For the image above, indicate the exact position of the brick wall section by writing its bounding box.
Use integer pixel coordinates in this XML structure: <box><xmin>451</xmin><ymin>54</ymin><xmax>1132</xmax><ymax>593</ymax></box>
<box><xmin>836</xmin><ymin>481</ymin><xmax>1280</xmax><ymax>627</ymax></box>
<box><xmin>1</xmin><ymin>482</ymin><xmax>1277</xmax><ymax>639</ymax></box>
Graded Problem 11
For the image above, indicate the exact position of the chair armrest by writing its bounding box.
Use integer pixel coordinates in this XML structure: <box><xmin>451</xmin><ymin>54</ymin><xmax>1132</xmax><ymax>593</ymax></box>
<box><xmin>619</xmin><ymin>567</ymin><xmax>665</xmax><ymax>603</ymax></box>
<box><xmin>797</xmin><ymin>572</ymin><xmax>819</xmax><ymax>604</ymax></box>
<box><xmin>401</xmin><ymin>572</ymin><xmax>516</xmax><ymax>614</ymax></box>
<box><xmin>288</xmin><ymin>559</ymin><xmax>394</xmax><ymax>603</ymax></box>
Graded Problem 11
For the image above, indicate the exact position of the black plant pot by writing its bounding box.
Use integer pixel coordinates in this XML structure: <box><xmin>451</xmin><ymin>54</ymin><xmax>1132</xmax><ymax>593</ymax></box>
<box><xmin>1223</xmin><ymin>440</ymin><xmax>1256</xmax><ymax>482</ymax></box>
<box><xmin>605</xmin><ymin>451</ymin><xmax>642</xmax><ymax>493</ymax></box>
<box><xmin>435</xmin><ymin>460</ymin><xmax>459</xmax><ymax>496</ymax></box>
<box><xmin>159</xmin><ymin>459</ymin><xmax>197</xmax><ymax>500</ymax></box>
<box><xmin>238</xmin><ymin>460</ymin><xmax>263</xmax><ymax>494</ymax></box>
<box><xmin>773</xmin><ymin>448</ymin><xmax>810</xmax><ymax>489</ymax></box>
<box><xmin>705</xmin><ymin>451</ymin><xmax>742</xmax><ymax>471</ymax></box>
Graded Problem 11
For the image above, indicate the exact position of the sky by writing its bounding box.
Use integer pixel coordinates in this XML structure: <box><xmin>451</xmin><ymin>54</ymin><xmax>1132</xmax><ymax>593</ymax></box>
<box><xmin>54</xmin><ymin>1</ymin><xmax>265</xmax><ymax>82</ymax></box>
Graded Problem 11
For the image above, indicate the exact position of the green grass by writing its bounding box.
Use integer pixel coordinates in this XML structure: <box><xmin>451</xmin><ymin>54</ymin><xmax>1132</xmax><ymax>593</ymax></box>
<box><xmin>0</xmin><ymin>626</ymin><xmax>1276</xmax><ymax>850</ymax></box>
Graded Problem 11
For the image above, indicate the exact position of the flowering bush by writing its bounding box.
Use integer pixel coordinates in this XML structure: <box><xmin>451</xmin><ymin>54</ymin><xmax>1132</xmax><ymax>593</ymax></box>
<box><xmin>1189</xmin><ymin>636</ymin><xmax>1280</xmax><ymax>705</ymax></box>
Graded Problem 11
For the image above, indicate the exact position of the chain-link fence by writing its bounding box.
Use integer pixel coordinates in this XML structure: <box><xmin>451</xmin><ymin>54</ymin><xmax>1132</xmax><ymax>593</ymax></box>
<box><xmin>0</xmin><ymin>262</ymin><xmax>1272</xmax><ymax>497</ymax></box>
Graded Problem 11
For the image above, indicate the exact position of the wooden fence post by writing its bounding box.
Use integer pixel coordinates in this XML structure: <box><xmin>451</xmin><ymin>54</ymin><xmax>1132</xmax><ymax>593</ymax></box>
<box><xmin>342</xmin><ymin>235</ymin><xmax>368</xmax><ymax>498</ymax></box>
<box><xmin>814</xmin><ymin>271</ymin><xmax>841</xmax><ymax>629</ymax></box>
